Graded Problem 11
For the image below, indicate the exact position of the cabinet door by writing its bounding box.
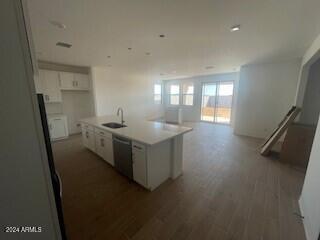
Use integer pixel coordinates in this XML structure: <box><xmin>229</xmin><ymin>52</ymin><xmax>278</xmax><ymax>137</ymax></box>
<box><xmin>40</xmin><ymin>70</ymin><xmax>62</xmax><ymax>102</ymax></box>
<box><xmin>82</xmin><ymin>129</ymin><xmax>95</xmax><ymax>151</ymax></box>
<box><xmin>104</xmin><ymin>137</ymin><xmax>114</xmax><ymax>166</ymax></box>
<box><xmin>132</xmin><ymin>143</ymin><xmax>147</xmax><ymax>187</ymax></box>
<box><xmin>74</xmin><ymin>73</ymin><xmax>90</xmax><ymax>90</ymax></box>
<box><xmin>50</xmin><ymin>118</ymin><xmax>68</xmax><ymax>139</ymax></box>
<box><xmin>95</xmin><ymin>134</ymin><xmax>114</xmax><ymax>166</ymax></box>
<box><xmin>59</xmin><ymin>72</ymin><xmax>75</xmax><ymax>90</ymax></box>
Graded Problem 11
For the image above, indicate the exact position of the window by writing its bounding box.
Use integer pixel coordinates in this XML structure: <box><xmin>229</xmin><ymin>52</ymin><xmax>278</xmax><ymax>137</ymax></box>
<box><xmin>169</xmin><ymin>84</ymin><xmax>180</xmax><ymax>105</ymax></box>
<box><xmin>182</xmin><ymin>83</ymin><xmax>194</xmax><ymax>106</ymax></box>
<box><xmin>154</xmin><ymin>83</ymin><xmax>162</xmax><ymax>104</ymax></box>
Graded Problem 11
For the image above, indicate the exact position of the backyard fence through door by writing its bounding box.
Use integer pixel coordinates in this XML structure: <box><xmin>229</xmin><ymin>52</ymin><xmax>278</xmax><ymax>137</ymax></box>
<box><xmin>201</xmin><ymin>81</ymin><xmax>234</xmax><ymax>124</ymax></box>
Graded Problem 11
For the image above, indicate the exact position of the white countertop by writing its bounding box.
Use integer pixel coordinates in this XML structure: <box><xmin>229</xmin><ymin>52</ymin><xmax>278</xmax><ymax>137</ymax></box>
<box><xmin>80</xmin><ymin>115</ymin><xmax>192</xmax><ymax>145</ymax></box>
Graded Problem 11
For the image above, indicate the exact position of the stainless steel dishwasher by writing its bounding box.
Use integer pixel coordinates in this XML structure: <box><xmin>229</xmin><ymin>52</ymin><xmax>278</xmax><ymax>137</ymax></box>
<box><xmin>112</xmin><ymin>135</ymin><xmax>133</xmax><ymax>179</ymax></box>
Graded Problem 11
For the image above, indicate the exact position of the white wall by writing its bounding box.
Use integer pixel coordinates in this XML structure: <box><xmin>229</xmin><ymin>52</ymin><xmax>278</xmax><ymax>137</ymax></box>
<box><xmin>0</xmin><ymin>0</ymin><xmax>61</xmax><ymax>238</ymax></box>
<box><xmin>298</xmin><ymin>33</ymin><xmax>320</xmax><ymax>240</ymax></box>
<box><xmin>299</xmin><ymin>58</ymin><xmax>320</xmax><ymax>126</ymax></box>
<box><xmin>234</xmin><ymin>59</ymin><xmax>301</xmax><ymax>139</ymax></box>
<box><xmin>91</xmin><ymin>67</ymin><xmax>164</xmax><ymax>120</ymax></box>
<box><xmin>61</xmin><ymin>91</ymin><xmax>95</xmax><ymax>134</ymax></box>
<box><xmin>300</xmin><ymin>115</ymin><xmax>320</xmax><ymax>240</ymax></box>
<box><xmin>163</xmin><ymin>72</ymin><xmax>239</xmax><ymax>124</ymax></box>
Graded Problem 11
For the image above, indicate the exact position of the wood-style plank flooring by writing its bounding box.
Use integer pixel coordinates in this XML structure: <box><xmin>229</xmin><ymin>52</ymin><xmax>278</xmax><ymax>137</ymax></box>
<box><xmin>52</xmin><ymin>122</ymin><xmax>306</xmax><ymax>240</ymax></box>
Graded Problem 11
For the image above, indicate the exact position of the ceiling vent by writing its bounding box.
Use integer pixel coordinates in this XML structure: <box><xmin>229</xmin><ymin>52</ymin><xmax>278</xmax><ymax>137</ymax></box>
<box><xmin>56</xmin><ymin>42</ymin><xmax>72</xmax><ymax>48</ymax></box>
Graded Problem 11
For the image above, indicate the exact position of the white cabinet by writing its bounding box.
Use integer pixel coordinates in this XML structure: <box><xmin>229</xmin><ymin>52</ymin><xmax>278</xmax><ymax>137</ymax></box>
<box><xmin>59</xmin><ymin>72</ymin><xmax>74</xmax><ymax>90</ymax></box>
<box><xmin>74</xmin><ymin>73</ymin><xmax>90</xmax><ymax>90</ymax></box>
<box><xmin>59</xmin><ymin>72</ymin><xmax>90</xmax><ymax>91</ymax></box>
<box><xmin>95</xmin><ymin>128</ymin><xmax>114</xmax><ymax>166</ymax></box>
<box><xmin>39</xmin><ymin>69</ymin><xmax>62</xmax><ymax>103</ymax></box>
<box><xmin>48</xmin><ymin>115</ymin><xmax>68</xmax><ymax>140</ymax></box>
<box><xmin>81</xmin><ymin>124</ymin><xmax>95</xmax><ymax>152</ymax></box>
<box><xmin>132</xmin><ymin>142</ymin><xmax>147</xmax><ymax>187</ymax></box>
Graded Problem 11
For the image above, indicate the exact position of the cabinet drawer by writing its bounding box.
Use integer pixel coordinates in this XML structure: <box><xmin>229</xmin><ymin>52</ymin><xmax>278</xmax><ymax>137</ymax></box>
<box><xmin>81</xmin><ymin>123</ymin><xmax>94</xmax><ymax>131</ymax></box>
<box><xmin>94</xmin><ymin>127</ymin><xmax>112</xmax><ymax>139</ymax></box>
<box><xmin>132</xmin><ymin>141</ymin><xmax>146</xmax><ymax>152</ymax></box>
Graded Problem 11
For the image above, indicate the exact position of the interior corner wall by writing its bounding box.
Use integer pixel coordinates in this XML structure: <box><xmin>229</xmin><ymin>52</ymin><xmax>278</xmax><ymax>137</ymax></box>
<box><xmin>163</xmin><ymin>72</ymin><xmax>239</xmax><ymax>125</ymax></box>
<box><xmin>234</xmin><ymin>59</ymin><xmax>301</xmax><ymax>139</ymax></box>
<box><xmin>298</xmin><ymin>33</ymin><xmax>320</xmax><ymax>240</ymax></box>
<box><xmin>299</xmin><ymin>58</ymin><xmax>320</xmax><ymax>126</ymax></box>
<box><xmin>91</xmin><ymin>67</ymin><xmax>164</xmax><ymax>119</ymax></box>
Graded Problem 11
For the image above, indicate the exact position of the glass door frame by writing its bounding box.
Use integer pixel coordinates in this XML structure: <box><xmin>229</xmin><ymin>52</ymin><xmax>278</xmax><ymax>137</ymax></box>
<box><xmin>200</xmin><ymin>80</ymin><xmax>235</xmax><ymax>125</ymax></box>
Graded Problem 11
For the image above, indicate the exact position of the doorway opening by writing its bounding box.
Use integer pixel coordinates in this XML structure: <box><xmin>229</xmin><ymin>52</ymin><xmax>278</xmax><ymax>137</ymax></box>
<box><xmin>200</xmin><ymin>81</ymin><xmax>234</xmax><ymax>124</ymax></box>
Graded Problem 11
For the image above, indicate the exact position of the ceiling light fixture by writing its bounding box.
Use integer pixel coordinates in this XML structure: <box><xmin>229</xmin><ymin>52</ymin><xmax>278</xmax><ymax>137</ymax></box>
<box><xmin>159</xmin><ymin>34</ymin><xmax>165</xmax><ymax>38</ymax></box>
<box><xmin>56</xmin><ymin>42</ymin><xmax>72</xmax><ymax>48</ymax></box>
<box><xmin>49</xmin><ymin>20</ymin><xmax>67</xmax><ymax>29</ymax></box>
<box><xmin>128</xmin><ymin>47</ymin><xmax>132</xmax><ymax>50</ymax></box>
<box><xmin>230</xmin><ymin>25</ymin><xmax>241</xmax><ymax>32</ymax></box>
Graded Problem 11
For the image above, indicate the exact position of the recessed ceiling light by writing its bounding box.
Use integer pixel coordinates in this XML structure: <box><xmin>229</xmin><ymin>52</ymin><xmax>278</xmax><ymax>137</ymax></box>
<box><xmin>49</xmin><ymin>20</ymin><xmax>66</xmax><ymax>29</ymax></box>
<box><xmin>128</xmin><ymin>47</ymin><xmax>132</xmax><ymax>50</ymax></box>
<box><xmin>56</xmin><ymin>42</ymin><xmax>72</xmax><ymax>48</ymax></box>
<box><xmin>230</xmin><ymin>25</ymin><xmax>241</xmax><ymax>32</ymax></box>
<box><xmin>205</xmin><ymin>66</ymin><xmax>214</xmax><ymax>69</ymax></box>
<box><xmin>159</xmin><ymin>34</ymin><xmax>165</xmax><ymax>38</ymax></box>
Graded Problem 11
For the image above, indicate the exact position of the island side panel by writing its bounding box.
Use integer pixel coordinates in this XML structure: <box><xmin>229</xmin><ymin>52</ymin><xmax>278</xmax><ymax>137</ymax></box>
<box><xmin>147</xmin><ymin>140</ymin><xmax>171</xmax><ymax>190</ymax></box>
<box><xmin>171</xmin><ymin>135</ymin><xmax>183</xmax><ymax>179</ymax></box>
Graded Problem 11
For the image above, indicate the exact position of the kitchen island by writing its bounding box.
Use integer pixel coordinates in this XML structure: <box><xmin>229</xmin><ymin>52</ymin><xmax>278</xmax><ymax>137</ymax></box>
<box><xmin>80</xmin><ymin>115</ymin><xmax>192</xmax><ymax>190</ymax></box>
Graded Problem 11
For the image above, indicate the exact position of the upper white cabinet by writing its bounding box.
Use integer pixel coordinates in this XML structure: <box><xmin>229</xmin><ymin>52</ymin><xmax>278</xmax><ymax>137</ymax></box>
<box><xmin>39</xmin><ymin>69</ymin><xmax>62</xmax><ymax>103</ymax></box>
<box><xmin>60</xmin><ymin>72</ymin><xmax>90</xmax><ymax>91</ymax></box>
<box><xmin>74</xmin><ymin>73</ymin><xmax>90</xmax><ymax>90</ymax></box>
<box><xmin>59</xmin><ymin>72</ymin><xmax>74</xmax><ymax>90</ymax></box>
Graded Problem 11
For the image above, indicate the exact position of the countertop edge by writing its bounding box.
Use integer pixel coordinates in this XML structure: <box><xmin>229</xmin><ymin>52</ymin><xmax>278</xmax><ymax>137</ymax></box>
<box><xmin>79</xmin><ymin>119</ymin><xmax>192</xmax><ymax>146</ymax></box>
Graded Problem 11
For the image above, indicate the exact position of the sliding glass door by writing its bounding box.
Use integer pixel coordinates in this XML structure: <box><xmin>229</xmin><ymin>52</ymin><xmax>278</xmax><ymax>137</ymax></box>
<box><xmin>201</xmin><ymin>81</ymin><xmax>234</xmax><ymax>124</ymax></box>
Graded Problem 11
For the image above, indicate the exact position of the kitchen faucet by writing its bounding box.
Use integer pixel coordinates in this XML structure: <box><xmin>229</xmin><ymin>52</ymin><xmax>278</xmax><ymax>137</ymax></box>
<box><xmin>117</xmin><ymin>107</ymin><xmax>124</xmax><ymax>125</ymax></box>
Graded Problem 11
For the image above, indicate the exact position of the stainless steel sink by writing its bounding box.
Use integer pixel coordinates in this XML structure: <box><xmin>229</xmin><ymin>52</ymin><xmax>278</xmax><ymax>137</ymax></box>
<box><xmin>102</xmin><ymin>122</ymin><xmax>127</xmax><ymax>129</ymax></box>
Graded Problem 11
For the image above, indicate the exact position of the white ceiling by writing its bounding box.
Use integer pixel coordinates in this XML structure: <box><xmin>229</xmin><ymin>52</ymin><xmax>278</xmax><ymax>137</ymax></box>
<box><xmin>27</xmin><ymin>0</ymin><xmax>320</xmax><ymax>79</ymax></box>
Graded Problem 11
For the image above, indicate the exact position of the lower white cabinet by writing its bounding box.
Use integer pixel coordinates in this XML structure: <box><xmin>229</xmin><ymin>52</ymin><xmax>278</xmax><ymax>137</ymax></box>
<box><xmin>95</xmin><ymin>128</ymin><xmax>114</xmax><ymax>166</ymax></box>
<box><xmin>81</xmin><ymin>124</ymin><xmax>95</xmax><ymax>152</ymax></box>
<box><xmin>132</xmin><ymin>142</ymin><xmax>147</xmax><ymax>187</ymax></box>
<box><xmin>48</xmin><ymin>115</ymin><xmax>68</xmax><ymax>140</ymax></box>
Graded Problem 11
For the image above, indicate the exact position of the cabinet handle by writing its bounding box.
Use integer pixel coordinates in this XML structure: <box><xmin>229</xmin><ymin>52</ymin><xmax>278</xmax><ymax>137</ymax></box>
<box><xmin>76</xmin><ymin>81</ymin><xmax>78</xmax><ymax>87</ymax></box>
<box><xmin>100</xmin><ymin>138</ymin><xmax>104</xmax><ymax>147</ymax></box>
<box><xmin>86</xmin><ymin>131</ymin><xmax>89</xmax><ymax>138</ymax></box>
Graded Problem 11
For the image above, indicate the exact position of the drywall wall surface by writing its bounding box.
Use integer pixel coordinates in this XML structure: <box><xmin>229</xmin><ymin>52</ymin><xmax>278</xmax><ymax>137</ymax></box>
<box><xmin>0</xmin><ymin>0</ymin><xmax>61</xmax><ymax>239</ymax></box>
<box><xmin>300</xmin><ymin>115</ymin><xmax>320</xmax><ymax>240</ymax></box>
<box><xmin>163</xmin><ymin>72</ymin><xmax>239</xmax><ymax>124</ymax></box>
<box><xmin>234</xmin><ymin>59</ymin><xmax>301</xmax><ymax>139</ymax></box>
<box><xmin>62</xmin><ymin>91</ymin><xmax>95</xmax><ymax>134</ymax></box>
<box><xmin>91</xmin><ymin>67</ymin><xmax>164</xmax><ymax>120</ymax></box>
<box><xmin>300</xmin><ymin>58</ymin><xmax>320</xmax><ymax>126</ymax></box>
<box><xmin>299</xmin><ymin>32</ymin><xmax>320</xmax><ymax>240</ymax></box>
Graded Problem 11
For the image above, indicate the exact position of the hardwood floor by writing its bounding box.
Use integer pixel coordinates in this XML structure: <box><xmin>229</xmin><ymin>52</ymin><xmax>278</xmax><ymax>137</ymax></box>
<box><xmin>52</xmin><ymin>122</ymin><xmax>306</xmax><ymax>240</ymax></box>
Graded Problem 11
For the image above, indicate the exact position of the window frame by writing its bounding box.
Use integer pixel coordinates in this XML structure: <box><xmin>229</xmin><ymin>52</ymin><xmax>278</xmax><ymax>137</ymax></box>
<box><xmin>182</xmin><ymin>83</ymin><xmax>194</xmax><ymax>106</ymax></box>
<box><xmin>169</xmin><ymin>84</ymin><xmax>180</xmax><ymax>105</ymax></box>
<box><xmin>153</xmin><ymin>83</ymin><xmax>162</xmax><ymax>104</ymax></box>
